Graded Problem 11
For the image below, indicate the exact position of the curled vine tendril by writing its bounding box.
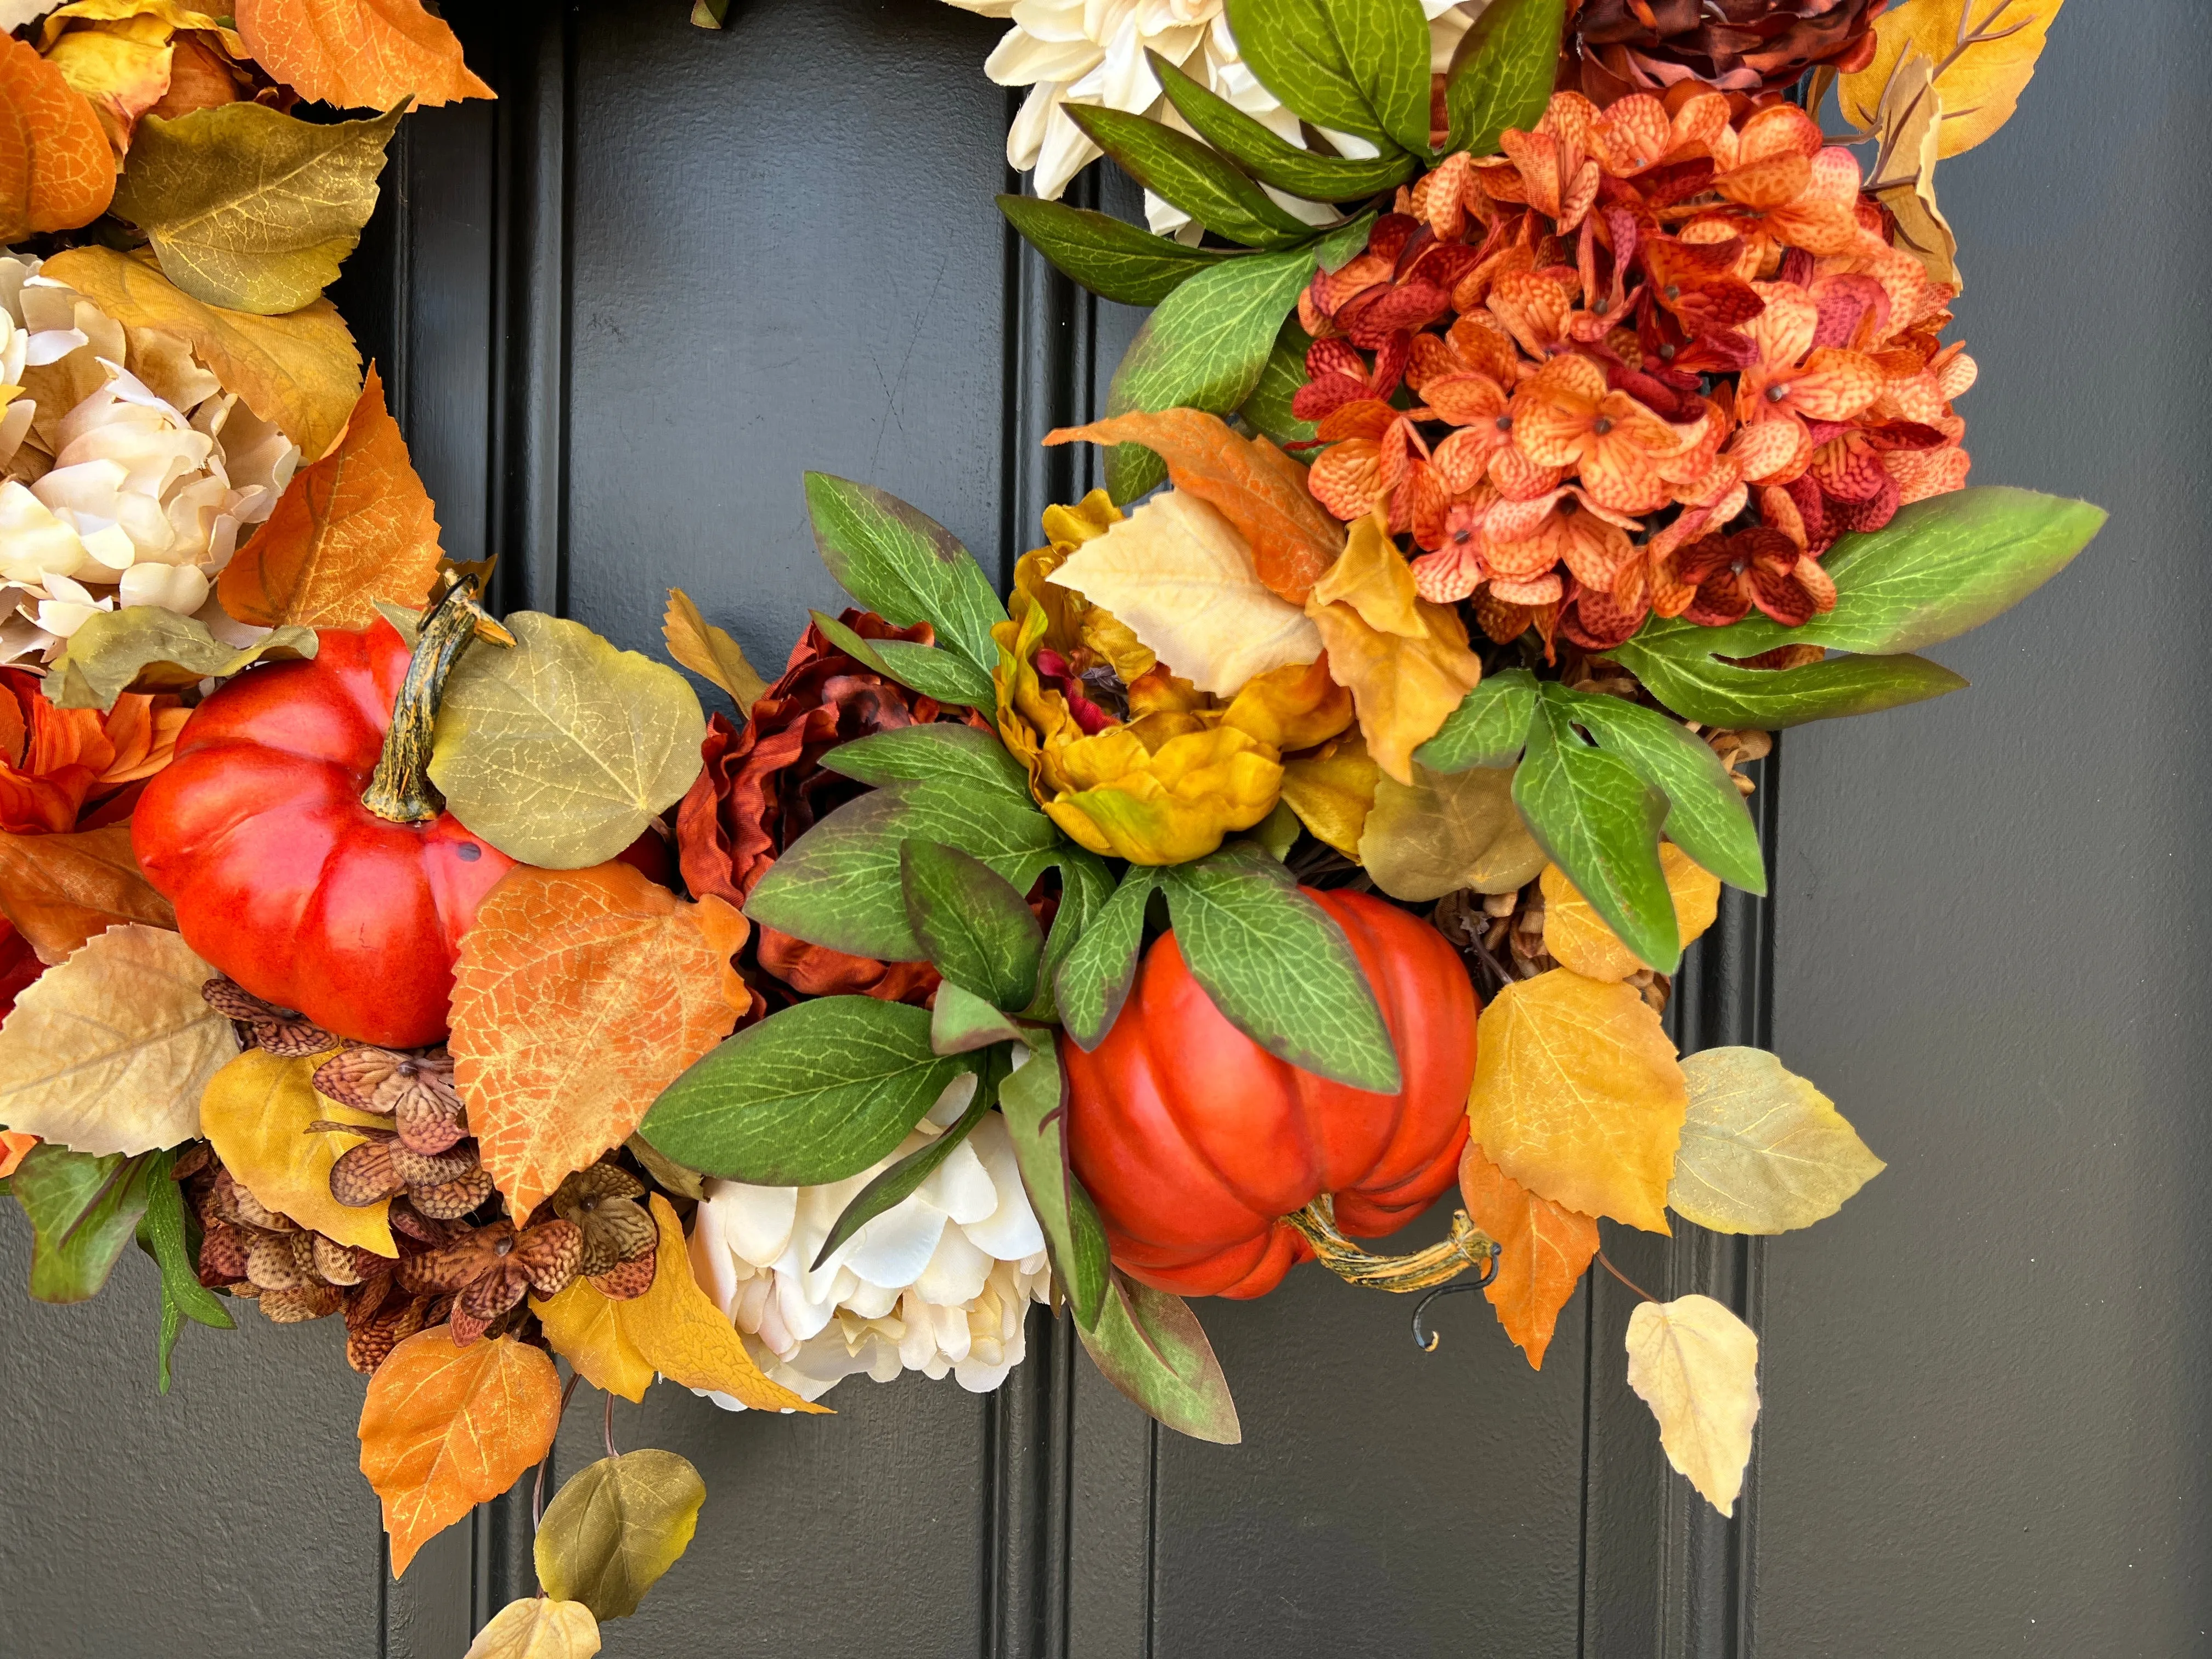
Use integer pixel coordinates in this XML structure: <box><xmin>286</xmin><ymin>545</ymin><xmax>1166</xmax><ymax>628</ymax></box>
<box><xmin>1409</xmin><ymin>1245</ymin><xmax>1502</xmax><ymax>1352</ymax></box>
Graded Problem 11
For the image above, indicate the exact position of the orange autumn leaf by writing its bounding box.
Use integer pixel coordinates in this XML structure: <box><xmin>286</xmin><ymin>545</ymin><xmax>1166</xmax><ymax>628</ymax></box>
<box><xmin>449</xmin><ymin>863</ymin><xmax>738</xmax><ymax>1220</ymax></box>
<box><xmin>235</xmin><ymin>0</ymin><xmax>493</xmax><ymax>110</ymax></box>
<box><xmin>0</xmin><ymin>824</ymin><xmax>176</xmax><ymax>966</ymax></box>
<box><xmin>1458</xmin><ymin>1141</ymin><xmax>1599</xmax><ymax>1370</ymax></box>
<box><xmin>217</xmin><ymin>364</ymin><xmax>442</xmax><ymax>630</ymax></box>
<box><xmin>1045</xmin><ymin>409</ymin><xmax>1344</xmax><ymax>604</ymax></box>
<box><xmin>0</xmin><ymin>35</ymin><xmax>117</xmax><ymax>242</ymax></box>
<box><xmin>693</xmin><ymin>891</ymin><xmax>763</xmax><ymax>1022</ymax></box>
<box><xmin>358</xmin><ymin>1328</ymin><xmax>561</xmax><ymax>1577</ymax></box>
<box><xmin>0</xmin><ymin>1133</ymin><xmax>35</xmax><ymax>1178</ymax></box>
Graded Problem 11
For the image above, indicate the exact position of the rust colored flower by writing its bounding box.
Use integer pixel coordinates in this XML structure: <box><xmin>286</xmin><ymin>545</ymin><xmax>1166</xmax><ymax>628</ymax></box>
<box><xmin>202</xmin><ymin>975</ymin><xmax>338</xmax><ymax>1059</ymax></box>
<box><xmin>1567</xmin><ymin>0</ymin><xmax>1889</xmax><ymax>106</ymax></box>
<box><xmin>326</xmin><ymin>1124</ymin><xmax>496</xmax><ymax>1221</ymax></box>
<box><xmin>313</xmin><ymin>1043</ymin><xmax>466</xmax><ymax>1156</ymax></box>
<box><xmin>676</xmin><ymin>608</ymin><xmax>985</xmax><ymax>1002</ymax></box>
<box><xmin>545</xmin><ymin>1161</ymin><xmax>659</xmax><ymax>1299</ymax></box>
<box><xmin>1674</xmin><ymin>524</ymin><xmax>1837</xmax><ymax>627</ymax></box>
<box><xmin>397</xmin><ymin>1216</ymin><xmax>583</xmax><ymax>1346</ymax></box>
<box><xmin>0</xmin><ymin>667</ymin><xmax>185</xmax><ymax>834</ymax></box>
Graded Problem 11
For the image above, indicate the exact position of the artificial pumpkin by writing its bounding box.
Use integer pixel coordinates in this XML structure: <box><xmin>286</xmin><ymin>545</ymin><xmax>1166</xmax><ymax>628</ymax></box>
<box><xmin>134</xmin><ymin>583</ymin><xmax>514</xmax><ymax>1049</ymax></box>
<box><xmin>1063</xmin><ymin>887</ymin><xmax>1477</xmax><ymax>1299</ymax></box>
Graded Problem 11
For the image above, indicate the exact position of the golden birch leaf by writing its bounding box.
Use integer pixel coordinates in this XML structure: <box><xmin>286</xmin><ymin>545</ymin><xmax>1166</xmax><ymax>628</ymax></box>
<box><xmin>0</xmin><ymin>923</ymin><xmax>234</xmax><ymax>1155</ymax></box>
<box><xmin>449</xmin><ymin>864</ymin><xmax>738</xmax><ymax>1219</ymax></box>
<box><xmin>1045</xmin><ymin>490</ymin><xmax>1322</xmax><ymax>696</ymax></box>
<box><xmin>199</xmin><ymin>1048</ymin><xmax>396</xmax><ymax>1255</ymax></box>
<box><xmin>534</xmin><ymin>1449</ymin><xmax>707</xmax><ymax>1622</ymax></box>
<box><xmin>662</xmin><ymin>588</ymin><xmax>765</xmax><ymax>713</ymax></box>
<box><xmin>358</xmin><ymin>1329</ymin><xmax>563</xmax><ymax>1577</ymax></box>
<box><xmin>43</xmin><ymin>16</ymin><xmax>172</xmax><ymax>155</ymax></box>
<box><xmin>1839</xmin><ymin>0</ymin><xmax>2064</xmax><ymax>159</ymax></box>
<box><xmin>37</xmin><ymin>245</ymin><xmax>362</xmax><ymax>456</ymax></box>
<box><xmin>465</xmin><ymin>1599</ymin><xmax>601</xmax><ymax>1659</ymax></box>
<box><xmin>1278</xmin><ymin>729</ymin><xmax>1378</xmax><ymax>859</ymax></box>
<box><xmin>218</xmin><ymin>364</ymin><xmax>442</xmax><ymax>628</ymax></box>
<box><xmin>1625</xmin><ymin>1293</ymin><xmax>1760</xmax><ymax>1517</ymax></box>
<box><xmin>108</xmin><ymin>102</ymin><xmax>403</xmax><ymax>313</ymax></box>
<box><xmin>1668</xmin><ymin>1047</ymin><xmax>1885</xmax><ymax>1234</ymax></box>
<box><xmin>533</xmin><ymin>1273</ymin><xmax>657</xmax><ymax>1404</ymax></box>
<box><xmin>0</xmin><ymin>823</ymin><xmax>175</xmax><ymax>965</ymax></box>
<box><xmin>1542</xmin><ymin>844</ymin><xmax>1720</xmax><ymax>981</ymax></box>
<box><xmin>428</xmin><ymin>613</ymin><xmax>708</xmax><ymax>870</ymax></box>
<box><xmin>1458</xmin><ymin>1141</ymin><xmax>1599</xmax><ymax>1370</ymax></box>
<box><xmin>1359</xmin><ymin>761</ymin><xmax>1544</xmax><ymax>901</ymax></box>
<box><xmin>235</xmin><ymin>0</ymin><xmax>493</xmax><ymax>110</ymax></box>
<box><xmin>1466</xmin><ymin>970</ymin><xmax>1687</xmax><ymax>1232</ymax></box>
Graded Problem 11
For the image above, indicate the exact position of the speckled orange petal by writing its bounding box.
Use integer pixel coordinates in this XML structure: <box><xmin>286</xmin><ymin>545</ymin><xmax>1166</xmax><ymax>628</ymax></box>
<box><xmin>1731</xmin><ymin>416</ymin><xmax>1813</xmax><ymax>485</ymax></box>
<box><xmin>1786</xmin><ymin>348</ymin><xmax>1884</xmax><ymax>422</ymax></box>
<box><xmin>1308</xmin><ymin>440</ymin><xmax>1382</xmax><ymax>521</ymax></box>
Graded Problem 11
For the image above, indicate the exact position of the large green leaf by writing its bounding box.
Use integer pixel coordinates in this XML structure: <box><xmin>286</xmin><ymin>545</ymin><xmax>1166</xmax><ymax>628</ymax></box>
<box><xmin>1550</xmin><ymin>687</ymin><xmax>1765</xmax><ymax>896</ymax></box>
<box><xmin>1323</xmin><ymin>0</ymin><xmax>1436</xmax><ymax>155</ymax></box>
<box><xmin>998</xmin><ymin>1037</ymin><xmax>1112</xmax><ymax>1328</ymax></box>
<box><xmin>1239</xmin><ymin>318</ymin><xmax>1319</xmax><ymax>452</ymax></box>
<box><xmin>1510</xmin><ymin>686</ymin><xmax>1678</xmax><ymax>972</ymax></box>
<box><xmin>1611</xmin><ymin>637</ymin><xmax>1969</xmax><ymax>729</ymax></box>
<box><xmin>137</xmin><ymin>1156</ymin><xmax>232</xmax><ymax>1394</ymax></box>
<box><xmin>1152</xmin><ymin>50</ymin><xmax>1417</xmax><ymax>200</ymax></box>
<box><xmin>996</xmin><ymin>194</ymin><xmax>1235</xmax><ymax>306</ymax></box>
<box><xmin>11</xmin><ymin>1143</ymin><xmax>160</xmax><ymax>1305</ymax></box>
<box><xmin>1444</xmin><ymin>0</ymin><xmax>1566</xmax><ymax>156</ymax></box>
<box><xmin>1076</xmin><ymin>1272</ymin><xmax>1243</xmax><ymax>1444</ymax></box>
<box><xmin>1103</xmin><ymin>245</ymin><xmax>1319</xmax><ymax>501</ymax></box>
<box><xmin>1414</xmin><ymin>667</ymin><xmax>1538</xmax><ymax>772</ymax></box>
<box><xmin>1160</xmin><ymin>849</ymin><xmax>1400</xmax><ymax>1092</ymax></box>
<box><xmin>1226</xmin><ymin>0</ymin><xmax>1388</xmax><ymax>143</ymax></box>
<box><xmin>818</xmin><ymin>723</ymin><xmax>1031</xmax><ymax>802</ymax></box>
<box><xmin>1054</xmin><ymin>866</ymin><xmax>1160</xmax><ymax>1049</ymax></box>
<box><xmin>812</xmin><ymin>1058</ymin><xmax>998</xmax><ymax>1271</ymax></box>
<box><xmin>803</xmin><ymin>475</ymin><xmax>1009</xmax><ymax>677</ymax></box>
<box><xmin>901</xmin><ymin>840</ymin><xmax>1045</xmax><ymax>1012</ymax></box>
<box><xmin>1063</xmin><ymin>105</ymin><xmax>1317</xmax><ymax>250</ymax></box>
<box><xmin>533</xmin><ymin>1449</ymin><xmax>707</xmax><ymax>1622</ymax></box>
<box><xmin>809</xmin><ymin>610</ymin><xmax>995</xmax><ymax>712</ymax></box>
<box><xmin>640</xmin><ymin>998</ymin><xmax>968</xmax><ymax>1185</ymax></box>
<box><xmin>1023</xmin><ymin>849</ymin><xmax>1115</xmax><ymax>1026</ymax></box>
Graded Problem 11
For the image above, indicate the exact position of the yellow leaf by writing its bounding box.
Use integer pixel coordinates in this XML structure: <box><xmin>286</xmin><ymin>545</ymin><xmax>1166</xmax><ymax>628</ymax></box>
<box><xmin>38</xmin><ymin>245</ymin><xmax>361</xmax><ymax>456</ymax></box>
<box><xmin>1668</xmin><ymin>1047</ymin><xmax>1884</xmax><ymax>1234</ymax></box>
<box><xmin>43</xmin><ymin>18</ymin><xmax>172</xmax><ymax>155</ymax></box>
<box><xmin>1542</xmin><ymin>844</ymin><xmax>1719</xmax><ymax>981</ymax></box>
<box><xmin>358</xmin><ymin>1329</ymin><xmax>562</xmax><ymax>1577</ymax></box>
<box><xmin>1861</xmin><ymin>49</ymin><xmax>1961</xmax><ymax>291</ymax></box>
<box><xmin>1359</xmin><ymin>761</ymin><xmax>1544</xmax><ymax>902</ymax></box>
<box><xmin>1466</xmin><ymin>970</ymin><xmax>1686</xmax><ymax>1233</ymax></box>
<box><xmin>1046</xmin><ymin>490</ymin><xmax>1322</xmax><ymax>696</ymax></box>
<box><xmin>39</xmin><ymin>1</ymin><xmax>247</xmax><ymax>57</ymax></box>
<box><xmin>1624</xmin><ymin>1293</ymin><xmax>1760</xmax><ymax>1517</ymax></box>
<box><xmin>199</xmin><ymin>1048</ymin><xmax>396</xmax><ymax>1255</ymax></box>
<box><xmin>235</xmin><ymin>0</ymin><xmax>493</xmax><ymax>111</ymax></box>
<box><xmin>662</xmin><ymin>587</ymin><xmax>766</xmax><ymax>712</ymax></box>
<box><xmin>1304</xmin><ymin>513</ymin><xmax>1483</xmax><ymax>785</ymax></box>
<box><xmin>533</xmin><ymin>1448</ymin><xmax>706</xmax><ymax>1622</ymax></box>
<box><xmin>1839</xmin><ymin>0</ymin><xmax>2064</xmax><ymax>159</ymax></box>
<box><xmin>1277</xmin><ymin>729</ymin><xmax>1376</xmax><ymax>859</ymax></box>
<box><xmin>1458</xmin><ymin>1141</ymin><xmax>1598</xmax><ymax>1370</ymax></box>
<box><xmin>464</xmin><ymin>1599</ymin><xmax>601</xmax><ymax>1659</ymax></box>
<box><xmin>0</xmin><ymin>922</ymin><xmax>234</xmax><ymax>1155</ymax></box>
<box><xmin>534</xmin><ymin>1271</ymin><xmax>657</xmax><ymax>1403</ymax></box>
<box><xmin>109</xmin><ymin>101</ymin><xmax>404</xmax><ymax>314</ymax></box>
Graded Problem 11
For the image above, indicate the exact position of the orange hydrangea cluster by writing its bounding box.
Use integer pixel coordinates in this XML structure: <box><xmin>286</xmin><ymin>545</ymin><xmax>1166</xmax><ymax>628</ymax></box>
<box><xmin>1294</xmin><ymin>89</ymin><xmax>1975</xmax><ymax>652</ymax></box>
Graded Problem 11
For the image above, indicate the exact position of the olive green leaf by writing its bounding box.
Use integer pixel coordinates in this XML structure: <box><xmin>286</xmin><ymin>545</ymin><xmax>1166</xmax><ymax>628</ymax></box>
<box><xmin>998</xmin><ymin>1035</ymin><xmax>1112</xmax><ymax>1328</ymax></box>
<box><xmin>137</xmin><ymin>1158</ymin><xmax>233</xmax><ymax>1395</ymax></box>
<box><xmin>900</xmin><ymin>839</ymin><xmax>1045</xmax><ymax>1012</ymax></box>
<box><xmin>803</xmin><ymin>475</ymin><xmax>1008</xmax><ymax>678</ymax></box>
<box><xmin>48</xmin><ymin>609</ymin><xmax>318</xmax><ymax>711</ymax></box>
<box><xmin>640</xmin><ymin>997</ymin><xmax>968</xmax><ymax>1186</ymax></box>
<box><xmin>1224</xmin><ymin>0</ymin><xmax>1393</xmax><ymax>144</ymax></box>
<box><xmin>1610</xmin><ymin>639</ymin><xmax>1969</xmax><ymax>730</ymax></box>
<box><xmin>534</xmin><ymin>1448</ymin><xmax>707</xmax><ymax>1622</ymax></box>
<box><xmin>1446</xmin><ymin>0</ymin><xmax>1567</xmax><ymax>156</ymax></box>
<box><xmin>111</xmin><ymin>103</ymin><xmax>406</xmax><ymax>315</ymax></box>
<box><xmin>1077</xmin><ymin>1271</ymin><xmax>1242</xmax><ymax>1444</ymax></box>
<box><xmin>11</xmin><ymin>1143</ymin><xmax>162</xmax><ymax>1305</ymax></box>
<box><xmin>1064</xmin><ymin>105</ymin><xmax>1320</xmax><ymax>249</ymax></box>
<box><xmin>996</xmin><ymin>193</ymin><xmax>1237</xmax><ymax>307</ymax></box>
<box><xmin>429</xmin><ymin>612</ymin><xmax>707</xmax><ymax>869</ymax></box>
<box><xmin>813</xmin><ymin>1053</ymin><xmax>1000</xmax><ymax>1270</ymax></box>
<box><xmin>932</xmin><ymin>981</ymin><xmax>1026</xmax><ymax>1056</ymax></box>
<box><xmin>1358</xmin><ymin>763</ymin><xmax>1544</xmax><ymax>901</ymax></box>
<box><xmin>1239</xmin><ymin>318</ymin><xmax>1320</xmax><ymax>452</ymax></box>
<box><xmin>1415</xmin><ymin>667</ymin><xmax>1539</xmax><ymax>772</ymax></box>
<box><xmin>1152</xmin><ymin>51</ymin><xmax>1417</xmax><ymax>200</ymax></box>
<box><xmin>625</xmin><ymin>1134</ymin><xmax>704</xmax><ymax>1201</ymax></box>
<box><xmin>1054</xmin><ymin>866</ymin><xmax>1160</xmax><ymax>1050</ymax></box>
<box><xmin>1668</xmin><ymin>1047</ymin><xmax>1884</xmax><ymax>1234</ymax></box>
<box><xmin>809</xmin><ymin>610</ymin><xmax>995</xmax><ymax>712</ymax></box>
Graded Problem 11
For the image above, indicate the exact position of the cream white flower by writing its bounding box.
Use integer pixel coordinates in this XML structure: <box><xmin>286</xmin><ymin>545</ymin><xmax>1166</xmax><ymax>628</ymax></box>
<box><xmin>689</xmin><ymin>1080</ymin><xmax>1052</xmax><ymax>1405</ymax></box>
<box><xmin>945</xmin><ymin>0</ymin><xmax>1489</xmax><ymax>235</ymax></box>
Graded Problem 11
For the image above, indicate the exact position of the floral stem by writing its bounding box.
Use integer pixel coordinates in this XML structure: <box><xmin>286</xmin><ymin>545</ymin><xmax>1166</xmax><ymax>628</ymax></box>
<box><xmin>1284</xmin><ymin>1194</ymin><xmax>1498</xmax><ymax>1293</ymax></box>
<box><xmin>360</xmin><ymin>575</ymin><xmax>512</xmax><ymax>825</ymax></box>
<box><xmin>1596</xmin><ymin>1250</ymin><xmax>1658</xmax><ymax>1304</ymax></box>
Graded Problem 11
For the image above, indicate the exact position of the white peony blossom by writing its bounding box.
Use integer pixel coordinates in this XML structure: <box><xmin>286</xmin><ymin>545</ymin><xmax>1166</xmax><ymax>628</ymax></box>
<box><xmin>0</xmin><ymin>252</ymin><xmax>300</xmax><ymax>666</ymax></box>
<box><xmin>944</xmin><ymin>0</ymin><xmax>1490</xmax><ymax>235</ymax></box>
<box><xmin>689</xmin><ymin>1079</ymin><xmax>1052</xmax><ymax>1405</ymax></box>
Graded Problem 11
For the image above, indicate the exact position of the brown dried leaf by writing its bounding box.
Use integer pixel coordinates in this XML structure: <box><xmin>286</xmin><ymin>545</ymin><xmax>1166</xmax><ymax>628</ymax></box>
<box><xmin>0</xmin><ymin>824</ymin><xmax>175</xmax><ymax>964</ymax></box>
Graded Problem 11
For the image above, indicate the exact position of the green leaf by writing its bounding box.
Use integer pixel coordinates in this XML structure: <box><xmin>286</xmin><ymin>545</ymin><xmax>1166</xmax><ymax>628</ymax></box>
<box><xmin>804</xmin><ymin>474</ymin><xmax>1009</xmax><ymax>677</ymax></box>
<box><xmin>137</xmin><ymin>1155</ymin><xmax>232</xmax><ymax>1395</ymax></box>
<box><xmin>1248</xmin><ymin>798</ymin><xmax>1301</xmax><ymax>861</ymax></box>
<box><xmin>1414</xmin><ymin>667</ymin><xmax>1538</xmax><ymax>771</ymax></box>
<box><xmin>1063</xmin><ymin>105</ymin><xmax>1318</xmax><ymax>250</ymax></box>
<box><xmin>997</xmin><ymin>1036</ymin><xmax>1111</xmax><ymax>1328</ymax></box>
<box><xmin>1323</xmin><ymin>0</ymin><xmax>1436</xmax><ymax>156</ymax></box>
<box><xmin>11</xmin><ymin>1143</ymin><xmax>160</xmax><ymax>1305</ymax></box>
<box><xmin>1238</xmin><ymin>318</ymin><xmax>1319</xmax><ymax>452</ymax></box>
<box><xmin>1610</xmin><ymin>637</ymin><xmax>1970</xmax><ymax>729</ymax></box>
<box><xmin>1445</xmin><ymin>0</ymin><xmax>1566</xmax><ymax>156</ymax></box>
<box><xmin>1103</xmin><ymin>245</ymin><xmax>1323</xmax><ymax>502</ymax></box>
<box><xmin>1160</xmin><ymin>849</ymin><xmax>1400</xmax><ymax>1092</ymax></box>
<box><xmin>996</xmin><ymin>193</ymin><xmax>1235</xmax><ymax>307</ymax></box>
<box><xmin>932</xmin><ymin>982</ymin><xmax>1028</xmax><ymax>1056</ymax></box>
<box><xmin>430</xmin><ymin>612</ymin><xmax>708</xmax><ymax>868</ymax></box>
<box><xmin>1076</xmin><ymin>1272</ymin><xmax>1243</xmax><ymax>1444</ymax></box>
<box><xmin>1023</xmin><ymin>849</ymin><xmax>1114</xmax><ymax>1026</ymax></box>
<box><xmin>808</xmin><ymin>610</ymin><xmax>996</xmax><ymax>712</ymax></box>
<box><xmin>812</xmin><ymin>1057</ymin><xmax>998</xmax><ymax>1271</ymax></box>
<box><xmin>110</xmin><ymin>103</ymin><xmax>405</xmax><ymax>314</ymax></box>
<box><xmin>533</xmin><ymin>1449</ymin><xmax>707</xmax><ymax>1622</ymax></box>
<box><xmin>47</xmin><ymin>609</ymin><xmax>318</xmax><ymax>711</ymax></box>
<box><xmin>1151</xmin><ymin>50</ymin><xmax>1417</xmax><ymax>200</ymax></box>
<box><xmin>1511</xmin><ymin>686</ymin><xmax>1677</xmax><ymax>972</ymax></box>
<box><xmin>1054</xmin><ymin>866</ymin><xmax>1160</xmax><ymax>1050</ymax></box>
<box><xmin>817</xmin><ymin>722</ymin><xmax>1031</xmax><ymax>802</ymax></box>
<box><xmin>640</xmin><ymin>997</ymin><xmax>968</xmax><ymax>1186</ymax></box>
<box><xmin>1312</xmin><ymin>211</ymin><xmax>1380</xmax><ymax>272</ymax></box>
<box><xmin>1225</xmin><ymin>0</ymin><xmax>1390</xmax><ymax>143</ymax></box>
<box><xmin>1549</xmin><ymin>687</ymin><xmax>1765</xmax><ymax>896</ymax></box>
<box><xmin>901</xmin><ymin>839</ymin><xmax>1045</xmax><ymax>1012</ymax></box>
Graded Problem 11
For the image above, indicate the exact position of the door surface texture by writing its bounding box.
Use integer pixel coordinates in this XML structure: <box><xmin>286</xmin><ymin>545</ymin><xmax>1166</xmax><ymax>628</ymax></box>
<box><xmin>1</xmin><ymin>4</ymin><xmax>2205</xmax><ymax>1657</ymax></box>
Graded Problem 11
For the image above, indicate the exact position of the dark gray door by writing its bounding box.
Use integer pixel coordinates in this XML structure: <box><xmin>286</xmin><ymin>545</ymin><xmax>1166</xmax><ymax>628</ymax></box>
<box><xmin>3</xmin><ymin>3</ymin><xmax>2205</xmax><ymax>1655</ymax></box>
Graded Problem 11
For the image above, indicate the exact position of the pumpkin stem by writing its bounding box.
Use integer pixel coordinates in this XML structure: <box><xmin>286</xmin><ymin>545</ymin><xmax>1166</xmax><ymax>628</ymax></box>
<box><xmin>360</xmin><ymin>576</ymin><xmax>514</xmax><ymax>825</ymax></box>
<box><xmin>1285</xmin><ymin>1194</ymin><xmax>1499</xmax><ymax>1294</ymax></box>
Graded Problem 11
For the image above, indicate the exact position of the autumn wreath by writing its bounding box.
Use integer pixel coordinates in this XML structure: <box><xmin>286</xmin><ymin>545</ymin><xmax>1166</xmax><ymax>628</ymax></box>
<box><xmin>0</xmin><ymin>0</ymin><xmax>2095</xmax><ymax>1652</ymax></box>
